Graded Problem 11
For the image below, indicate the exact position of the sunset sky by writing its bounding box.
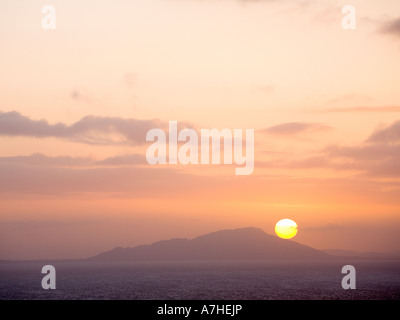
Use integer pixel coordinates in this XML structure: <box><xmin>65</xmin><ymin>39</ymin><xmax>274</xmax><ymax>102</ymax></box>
<box><xmin>1</xmin><ymin>0</ymin><xmax>400</xmax><ymax>259</ymax></box>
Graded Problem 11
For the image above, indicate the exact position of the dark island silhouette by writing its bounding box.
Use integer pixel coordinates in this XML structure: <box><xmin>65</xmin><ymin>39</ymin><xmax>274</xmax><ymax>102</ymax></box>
<box><xmin>89</xmin><ymin>227</ymin><xmax>330</xmax><ymax>261</ymax></box>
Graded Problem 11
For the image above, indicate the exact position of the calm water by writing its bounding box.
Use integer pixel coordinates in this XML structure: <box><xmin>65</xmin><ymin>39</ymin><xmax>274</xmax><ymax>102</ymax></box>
<box><xmin>0</xmin><ymin>260</ymin><xmax>399</xmax><ymax>300</ymax></box>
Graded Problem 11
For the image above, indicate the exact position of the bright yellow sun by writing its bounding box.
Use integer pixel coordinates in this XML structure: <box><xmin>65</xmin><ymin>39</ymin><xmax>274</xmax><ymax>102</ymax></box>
<box><xmin>275</xmin><ymin>219</ymin><xmax>298</xmax><ymax>239</ymax></box>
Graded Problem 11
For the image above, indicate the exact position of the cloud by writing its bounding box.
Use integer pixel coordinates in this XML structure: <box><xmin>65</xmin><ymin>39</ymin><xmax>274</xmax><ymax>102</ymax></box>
<box><xmin>95</xmin><ymin>154</ymin><xmax>147</xmax><ymax>166</ymax></box>
<box><xmin>283</xmin><ymin>156</ymin><xmax>330</xmax><ymax>169</ymax></box>
<box><xmin>0</xmin><ymin>111</ymin><xmax>69</xmax><ymax>138</ymax></box>
<box><xmin>309</xmin><ymin>121</ymin><xmax>400</xmax><ymax>176</ymax></box>
<box><xmin>0</xmin><ymin>153</ymin><xmax>93</xmax><ymax>167</ymax></box>
<box><xmin>1</xmin><ymin>160</ymin><xmax>399</xmax><ymax>213</ymax></box>
<box><xmin>298</xmin><ymin>143</ymin><xmax>400</xmax><ymax>177</ymax></box>
<box><xmin>367</xmin><ymin>120</ymin><xmax>400</xmax><ymax>144</ymax></box>
<box><xmin>323</xmin><ymin>106</ymin><xmax>400</xmax><ymax>113</ymax></box>
<box><xmin>259</xmin><ymin>122</ymin><xmax>331</xmax><ymax>135</ymax></box>
<box><xmin>0</xmin><ymin>153</ymin><xmax>148</xmax><ymax>168</ymax></box>
<box><xmin>70</xmin><ymin>89</ymin><xmax>91</xmax><ymax>103</ymax></box>
<box><xmin>381</xmin><ymin>17</ymin><xmax>400</xmax><ymax>36</ymax></box>
<box><xmin>0</xmin><ymin>111</ymin><xmax>177</xmax><ymax>145</ymax></box>
<box><xmin>257</xmin><ymin>120</ymin><xmax>400</xmax><ymax>177</ymax></box>
<box><xmin>326</xmin><ymin>93</ymin><xmax>374</xmax><ymax>105</ymax></box>
<box><xmin>325</xmin><ymin>143</ymin><xmax>400</xmax><ymax>161</ymax></box>
<box><xmin>68</xmin><ymin>115</ymin><xmax>168</xmax><ymax>145</ymax></box>
<box><xmin>0</xmin><ymin>162</ymin><xmax>208</xmax><ymax>196</ymax></box>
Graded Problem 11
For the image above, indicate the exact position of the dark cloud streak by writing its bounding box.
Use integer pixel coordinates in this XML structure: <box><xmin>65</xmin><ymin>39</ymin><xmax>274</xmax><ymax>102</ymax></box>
<box><xmin>0</xmin><ymin>153</ymin><xmax>148</xmax><ymax>168</ymax></box>
<box><xmin>381</xmin><ymin>17</ymin><xmax>400</xmax><ymax>36</ymax></box>
<box><xmin>0</xmin><ymin>111</ymin><xmax>175</xmax><ymax>145</ymax></box>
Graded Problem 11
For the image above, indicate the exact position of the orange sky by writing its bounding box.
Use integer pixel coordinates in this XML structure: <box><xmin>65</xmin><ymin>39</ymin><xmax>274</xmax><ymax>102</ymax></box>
<box><xmin>1</xmin><ymin>0</ymin><xmax>400</xmax><ymax>259</ymax></box>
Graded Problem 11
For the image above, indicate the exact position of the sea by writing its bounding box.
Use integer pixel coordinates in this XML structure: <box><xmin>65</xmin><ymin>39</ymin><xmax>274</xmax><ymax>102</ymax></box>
<box><xmin>0</xmin><ymin>260</ymin><xmax>399</xmax><ymax>300</ymax></box>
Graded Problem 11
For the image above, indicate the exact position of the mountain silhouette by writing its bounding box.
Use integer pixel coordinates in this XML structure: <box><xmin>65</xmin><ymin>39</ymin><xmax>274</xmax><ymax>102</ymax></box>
<box><xmin>90</xmin><ymin>227</ymin><xmax>329</xmax><ymax>261</ymax></box>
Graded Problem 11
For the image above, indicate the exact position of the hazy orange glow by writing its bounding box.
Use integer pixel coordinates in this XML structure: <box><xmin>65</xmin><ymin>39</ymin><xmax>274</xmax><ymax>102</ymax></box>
<box><xmin>1</xmin><ymin>0</ymin><xmax>400</xmax><ymax>259</ymax></box>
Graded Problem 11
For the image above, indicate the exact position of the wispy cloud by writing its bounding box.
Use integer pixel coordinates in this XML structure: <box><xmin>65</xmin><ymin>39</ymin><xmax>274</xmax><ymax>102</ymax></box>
<box><xmin>322</xmin><ymin>106</ymin><xmax>400</xmax><ymax>113</ymax></box>
<box><xmin>0</xmin><ymin>153</ymin><xmax>94</xmax><ymax>167</ymax></box>
<box><xmin>257</xmin><ymin>120</ymin><xmax>400</xmax><ymax>177</ymax></box>
<box><xmin>308</xmin><ymin>121</ymin><xmax>400</xmax><ymax>176</ymax></box>
<box><xmin>326</xmin><ymin>93</ymin><xmax>374</xmax><ymax>105</ymax></box>
<box><xmin>0</xmin><ymin>153</ymin><xmax>147</xmax><ymax>168</ymax></box>
<box><xmin>259</xmin><ymin>122</ymin><xmax>331</xmax><ymax>135</ymax></box>
<box><xmin>380</xmin><ymin>17</ymin><xmax>400</xmax><ymax>36</ymax></box>
<box><xmin>1</xmin><ymin>157</ymin><xmax>399</xmax><ymax>207</ymax></box>
<box><xmin>0</xmin><ymin>162</ymin><xmax>203</xmax><ymax>196</ymax></box>
<box><xmin>70</xmin><ymin>89</ymin><xmax>91</xmax><ymax>103</ymax></box>
<box><xmin>95</xmin><ymin>154</ymin><xmax>147</xmax><ymax>166</ymax></box>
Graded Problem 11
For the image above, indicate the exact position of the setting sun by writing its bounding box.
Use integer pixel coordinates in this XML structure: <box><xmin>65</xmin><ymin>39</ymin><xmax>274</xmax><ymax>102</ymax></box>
<box><xmin>275</xmin><ymin>219</ymin><xmax>298</xmax><ymax>239</ymax></box>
